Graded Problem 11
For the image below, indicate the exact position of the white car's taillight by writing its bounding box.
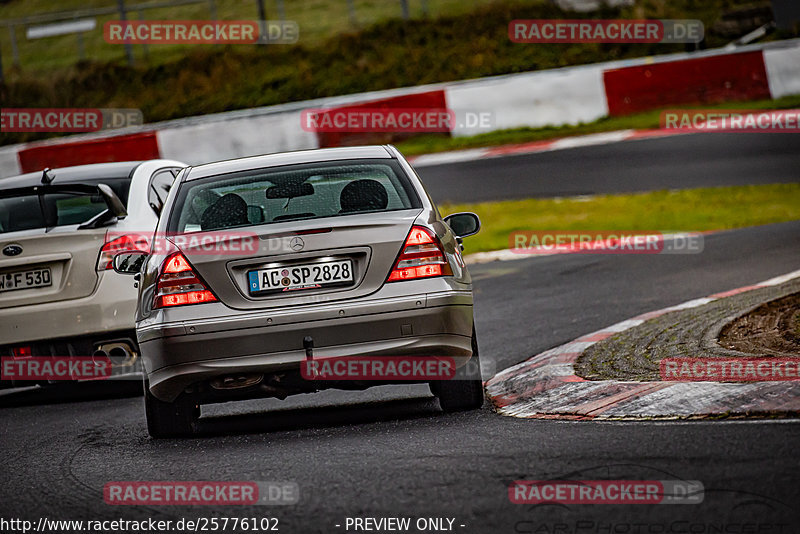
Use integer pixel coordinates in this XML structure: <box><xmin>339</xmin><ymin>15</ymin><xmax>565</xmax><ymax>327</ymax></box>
<box><xmin>387</xmin><ymin>226</ymin><xmax>453</xmax><ymax>282</ymax></box>
<box><xmin>97</xmin><ymin>233</ymin><xmax>151</xmax><ymax>271</ymax></box>
<box><xmin>153</xmin><ymin>252</ymin><xmax>217</xmax><ymax>309</ymax></box>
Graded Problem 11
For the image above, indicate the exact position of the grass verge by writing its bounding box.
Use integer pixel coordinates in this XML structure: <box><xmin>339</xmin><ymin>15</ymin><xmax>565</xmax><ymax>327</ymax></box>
<box><xmin>396</xmin><ymin>95</ymin><xmax>800</xmax><ymax>156</ymax></box>
<box><xmin>443</xmin><ymin>183</ymin><xmax>800</xmax><ymax>254</ymax></box>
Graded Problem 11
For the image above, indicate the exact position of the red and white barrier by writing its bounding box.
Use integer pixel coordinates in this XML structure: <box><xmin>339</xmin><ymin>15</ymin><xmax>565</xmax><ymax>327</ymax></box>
<box><xmin>1</xmin><ymin>38</ymin><xmax>798</xmax><ymax>178</ymax></box>
<box><xmin>446</xmin><ymin>64</ymin><xmax>608</xmax><ymax>136</ymax></box>
<box><xmin>764</xmin><ymin>45</ymin><xmax>800</xmax><ymax>98</ymax></box>
<box><xmin>0</xmin><ymin>145</ymin><xmax>21</xmax><ymax>177</ymax></box>
<box><xmin>17</xmin><ymin>132</ymin><xmax>160</xmax><ymax>172</ymax></box>
<box><xmin>156</xmin><ymin>109</ymin><xmax>316</xmax><ymax>165</ymax></box>
<box><xmin>603</xmin><ymin>50</ymin><xmax>771</xmax><ymax>115</ymax></box>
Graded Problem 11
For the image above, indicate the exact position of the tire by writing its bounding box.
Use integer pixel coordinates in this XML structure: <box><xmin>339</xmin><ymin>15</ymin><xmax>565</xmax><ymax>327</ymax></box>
<box><xmin>430</xmin><ymin>327</ymin><xmax>485</xmax><ymax>412</ymax></box>
<box><xmin>143</xmin><ymin>379</ymin><xmax>197</xmax><ymax>438</ymax></box>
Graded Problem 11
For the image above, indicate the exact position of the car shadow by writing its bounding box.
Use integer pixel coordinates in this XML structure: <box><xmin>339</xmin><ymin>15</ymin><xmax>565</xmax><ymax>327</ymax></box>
<box><xmin>0</xmin><ymin>380</ymin><xmax>143</xmax><ymax>408</ymax></box>
<box><xmin>190</xmin><ymin>394</ymin><xmax>445</xmax><ymax>437</ymax></box>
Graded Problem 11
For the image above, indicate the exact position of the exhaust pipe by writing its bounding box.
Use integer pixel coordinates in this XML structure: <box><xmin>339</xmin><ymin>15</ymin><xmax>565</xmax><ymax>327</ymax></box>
<box><xmin>94</xmin><ymin>342</ymin><xmax>138</xmax><ymax>368</ymax></box>
<box><xmin>108</xmin><ymin>346</ymin><xmax>131</xmax><ymax>366</ymax></box>
<box><xmin>92</xmin><ymin>349</ymin><xmax>109</xmax><ymax>367</ymax></box>
<box><xmin>210</xmin><ymin>374</ymin><xmax>263</xmax><ymax>390</ymax></box>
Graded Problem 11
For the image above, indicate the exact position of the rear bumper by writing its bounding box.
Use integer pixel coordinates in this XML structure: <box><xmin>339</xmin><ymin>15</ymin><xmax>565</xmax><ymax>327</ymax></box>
<box><xmin>139</xmin><ymin>290</ymin><xmax>473</xmax><ymax>401</ymax></box>
<box><xmin>0</xmin><ymin>329</ymin><xmax>141</xmax><ymax>389</ymax></box>
<box><xmin>0</xmin><ymin>272</ymin><xmax>138</xmax><ymax>345</ymax></box>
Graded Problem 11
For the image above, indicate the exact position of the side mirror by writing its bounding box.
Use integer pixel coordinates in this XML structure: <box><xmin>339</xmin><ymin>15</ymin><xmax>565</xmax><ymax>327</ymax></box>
<box><xmin>444</xmin><ymin>212</ymin><xmax>481</xmax><ymax>238</ymax></box>
<box><xmin>112</xmin><ymin>251</ymin><xmax>147</xmax><ymax>275</ymax></box>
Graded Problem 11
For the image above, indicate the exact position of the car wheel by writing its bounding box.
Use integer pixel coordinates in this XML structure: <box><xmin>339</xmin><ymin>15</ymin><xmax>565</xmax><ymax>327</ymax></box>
<box><xmin>143</xmin><ymin>379</ymin><xmax>197</xmax><ymax>438</ymax></box>
<box><xmin>430</xmin><ymin>327</ymin><xmax>485</xmax><ymax>412</ymax></box>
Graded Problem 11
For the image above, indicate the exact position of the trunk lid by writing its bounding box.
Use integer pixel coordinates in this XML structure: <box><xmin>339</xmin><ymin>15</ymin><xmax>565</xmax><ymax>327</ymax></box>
<box><xmin>0</xmin><ymin>227</ymin><xmax>107</xmax><ymax>309</ymax></box>
<box><xmin>179</xmin><ymin>210</ymin><xmax>420</xmax><ymax>310</ymax></box>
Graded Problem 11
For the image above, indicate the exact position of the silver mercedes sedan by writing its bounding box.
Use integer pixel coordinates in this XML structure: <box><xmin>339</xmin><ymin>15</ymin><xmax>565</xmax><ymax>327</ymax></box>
<box><xmin>114</xmin><ymin>145</ymin><xmax>483</xmax><ymax>437</ymax></box>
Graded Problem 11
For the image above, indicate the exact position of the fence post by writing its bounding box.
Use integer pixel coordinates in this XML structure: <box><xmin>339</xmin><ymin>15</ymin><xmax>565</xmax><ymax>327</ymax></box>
<box><xmin>138</xmin><ymin>10</ymin><xmax>149</xmax><ymax>60</ymax></box>
<box><xmin>256</xmin><ymin>0</ymin><xmax>267</xmax><ymax>43</ymax></box>
<box><xmin>116</xmin><ymin>0</ymin><xmax>135</xmax><ymax>66</ymax></box>
<box><xmin>347</xmin><ymin>0</ymin><xmax>358</xmax><ymax>26</ymax></box>
<box><xmin>74</xmin><ymin>14</ymin><xmax>86</xmax><ymax>61</ymax></box>
<box><xmin>9</xmin><ymin>25</ymin><xmax>20</xmax><ymax>67</ymax></box>
<box><xmin>0</xmin><ymin>41</ymin><xmax>4</xmax><ymax>82</ymax></box>
<box><xmin>400</xmin><ymin>0</ymin><xmax>410</xmax><ymax>20</ymax></box>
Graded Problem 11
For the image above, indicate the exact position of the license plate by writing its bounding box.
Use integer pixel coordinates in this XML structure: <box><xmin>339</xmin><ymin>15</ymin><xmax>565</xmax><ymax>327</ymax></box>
<box><xmin>0</xmin><ymin>267</ymin><xmax>52</xmax><ymax>293</ymax></box>
<box><xmin>248</xmin><ymin>260</ymin><xmax>353</xmax><ymax>294</ymax></box>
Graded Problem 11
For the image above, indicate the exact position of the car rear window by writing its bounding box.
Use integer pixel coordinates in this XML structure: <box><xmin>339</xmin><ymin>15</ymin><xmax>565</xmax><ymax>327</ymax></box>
<box><xmin>0</xmin><ymin>178</ymin><xmax>132</xmax><ymax>234</ymax></box>
<box><xmin>169</xmin><ymin>159</ymin><xmax>421</xmax><ymax>233</ymax></box>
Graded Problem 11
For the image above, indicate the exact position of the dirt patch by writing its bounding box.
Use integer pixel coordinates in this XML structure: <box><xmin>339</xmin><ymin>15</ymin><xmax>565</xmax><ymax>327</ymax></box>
<box><xmin>718</xmin><ymin>292</ymin><xmax>800</xmax><ymax>357</ymax></box>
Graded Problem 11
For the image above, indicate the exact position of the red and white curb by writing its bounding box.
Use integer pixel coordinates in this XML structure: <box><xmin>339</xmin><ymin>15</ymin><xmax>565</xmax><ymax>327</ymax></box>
<box><xmin>407</xmin><ymin>128</ymin><xmax>686</xmax><ymax>168</ymax></box>
<box><xmin>486</xmin><ymin>269</ymin><xmax>800</xmax><ymax>419</ymax></box>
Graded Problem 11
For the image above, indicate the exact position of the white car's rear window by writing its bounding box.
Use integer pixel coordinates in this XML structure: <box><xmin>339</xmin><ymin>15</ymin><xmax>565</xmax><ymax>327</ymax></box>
<box><xmin>0</xmin><ymin>177</ymin><xmax>132</xmax><ymax>234</ymax></box>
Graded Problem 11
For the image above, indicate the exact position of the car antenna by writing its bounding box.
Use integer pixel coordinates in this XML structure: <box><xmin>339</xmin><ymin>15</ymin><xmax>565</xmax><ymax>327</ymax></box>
<box><xmin>41</xmin><ymin>168</ymin><xmax>55</xmax><ymax>185</ymax></box>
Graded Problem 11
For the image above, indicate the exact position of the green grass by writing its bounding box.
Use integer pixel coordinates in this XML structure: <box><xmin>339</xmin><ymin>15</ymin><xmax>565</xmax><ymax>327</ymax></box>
<box><xmin>3</xmin><ymin>0</ymin><xmax>785</xmax><ymax>76</ymax></box>
<box><xmin>444</xmin><ymin>184</ymin><xmax>800</xmax><ymax>254</ymax></box>
<box><xmin>0</xmin><ymin>0</ymin><xmax>504</xmax><ymax>72</ymax></box>
<box><xmin>396</xmin><ymin>94</ymin><xmax>800</xmax><ymax>155</ymax></box>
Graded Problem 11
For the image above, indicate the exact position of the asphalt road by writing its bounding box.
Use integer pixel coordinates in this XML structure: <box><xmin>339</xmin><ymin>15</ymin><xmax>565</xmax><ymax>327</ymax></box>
<box><xmin>2</xmin><ymin>221</ymin><xmax>799</xmax><ymax>532</ymax></box>
<box><xmin>417</xmin><ymin>132</ymin><xmax>800</xmax><ymax>203</ymax></box>
<box><xmin>2</xmin><ymin>138</ymin><xmax>800</xmax><ymax>532</ymax></box>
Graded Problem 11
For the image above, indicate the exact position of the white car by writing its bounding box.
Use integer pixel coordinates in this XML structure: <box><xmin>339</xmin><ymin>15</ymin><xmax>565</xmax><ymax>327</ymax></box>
<box><xmin>0</xmin><ymin>159</ymin><xmax>186</xmax><ymax>388</ymax></box>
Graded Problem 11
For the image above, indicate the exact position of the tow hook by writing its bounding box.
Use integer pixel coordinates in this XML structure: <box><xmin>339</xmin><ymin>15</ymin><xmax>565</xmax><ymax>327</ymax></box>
<box><xmin>303</xmin><ymin>336</ymin><xmax>318</xmax><ymax>379</ymax></box>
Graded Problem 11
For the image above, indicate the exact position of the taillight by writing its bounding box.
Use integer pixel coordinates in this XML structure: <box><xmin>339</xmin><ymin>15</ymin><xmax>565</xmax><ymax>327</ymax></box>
<box><xmin>97</xmin><ymin>233</ymin><xmax>151</xmax><ymax>271</ymax></box>
<box><xmin>153</xmin><ymin>252</ymin><xmax>217</xmax><ymax>309</ymax></box>
<box><xmin>387</xmin><ymin>226</ymin><xmax>453</xmax><ymax>282</ymax></box>
<box><xmin>12</xmin><ymin>346</ymin><xmax>32</xmax><ymax>359</ymax></box>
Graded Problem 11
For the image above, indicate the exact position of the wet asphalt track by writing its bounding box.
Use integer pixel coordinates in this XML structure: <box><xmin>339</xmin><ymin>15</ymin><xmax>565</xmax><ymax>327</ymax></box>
<box><xmin>1</xmin><ymin>134</ymin><xmax>799</xmax><ymax>532</ymax></box>
<box><xmin>417</xmin><ymin>132</ymin><xmax>800</xmax><ymax>203</ymax></box>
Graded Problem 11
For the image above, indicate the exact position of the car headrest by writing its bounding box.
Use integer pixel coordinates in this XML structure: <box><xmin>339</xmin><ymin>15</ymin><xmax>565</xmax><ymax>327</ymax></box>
<box><xmin>339</xmin><ymin>179</ymin><xmax>388</xmax><ymax>213</ymax></box>
<box><xmin>200</xmin><ymin>193</ymin><xmax>249</xmax><ymax>231</ymax></box>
